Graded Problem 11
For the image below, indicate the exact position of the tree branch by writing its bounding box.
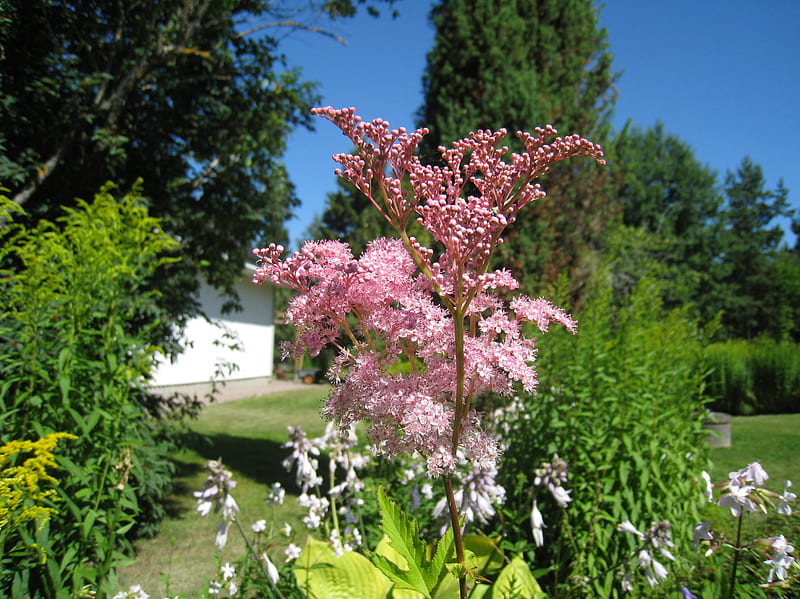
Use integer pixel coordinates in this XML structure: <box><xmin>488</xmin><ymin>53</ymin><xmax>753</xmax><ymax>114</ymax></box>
<box><xmin>234</xmin><ymin>20</ymin><xmax>347</xmax><ymax>45</ymax></box>
<box><xmin>11</xmin><ymin>144</ymin><xmax>67</xmax><ymax>207</ymax></box>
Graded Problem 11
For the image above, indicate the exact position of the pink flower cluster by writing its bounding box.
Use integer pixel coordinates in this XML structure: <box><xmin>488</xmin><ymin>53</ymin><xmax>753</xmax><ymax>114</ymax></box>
<box><xmin>252</xmin><ymin>107</ymin><xmax>604</xmax><ymax>476</ymax></box>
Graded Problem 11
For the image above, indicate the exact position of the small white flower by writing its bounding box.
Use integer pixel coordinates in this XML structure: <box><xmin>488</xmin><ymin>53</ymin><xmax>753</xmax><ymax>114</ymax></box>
<box><xmin>252</xmin><ymin>519</ymin><xmax>267</xmax><ymax>533</ymax></box>
<box><xmin>267</xmin><ymin>482</ymin><xmax>286</xmax><ymax>505</ymax></box>
<box><xmin>778</xmin><ymin>480</ymin><xmax>796</xmax><ymax>516</ymax></box>
<box><xmin>281</xmin><ymin>522</ymin><xmax>292</xmax><ymax>537</ymax></box>
<box><xmin>718</xmin><ymin>483</ymin><xmax>757</xmax><ymax>517</ymax></box>
<box><xmin>261</xmin><ymin>553</ymin><xmax>280</xmax><ymax>584</ymax></box>
<box><xmin>420</xmin><ymin>483</ymin><xmax>434</xmax><ymax>499</ymax></box>
<box><xmin>215</xmin><ymin>519</ymin><xmax>232</xmax><ymax>551</ymax></box>
<box><xmin>701</xmin><ymin>471</ymin><xmax>713</xmax><ymax>502</ymax></box>
<box><xmin>207</xmin><ymin>581</ymin><xmax>222</xmax><ymax>595</ymax></box>
<box><xmin>221</xmin><ymin>562</ymin><xmax>235</xmax><ymax>581</ymax></box>
<box><xmin>285</xmin><ymin>543</ymin><xmax>302</xmax><ymax>562</ymax></box>
<box><xmin>730</xmin><ymin>461</ymin><xmax>769</xmax><ymax>488</ymax></box>
<box><xmin>400</xmin><ymin>468</ymin><xmax>416</xmax><ymax>484</ymax></box>
<box><xmin>617</xmin><ymin>520</ymin><xmax>642</xmax><ymax>537</ymax></box>
<box><xmin>693</xmin><ymin>521</ymin><xmax>713</xmax><ymax>550</ymax></box>
<box><xmin>113</xmin><ymin>585</ymin><xmax>149</xmax><ymax>599</ymax></box>
<box><xmin>763</xmin><ymin>535</ymin><xmax>795</xmax><ymax>583</ymax></box>
<box><xmin>530</xmin><ymin>500</ymin><xmax>545</xmax><ymax>547</ymax></box>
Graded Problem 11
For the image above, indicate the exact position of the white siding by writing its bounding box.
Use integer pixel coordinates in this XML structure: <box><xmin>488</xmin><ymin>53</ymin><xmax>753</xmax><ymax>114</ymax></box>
<box><xmin>150</xmin><ymin>268</ymin><xmax>274</xmax><ymax>387</ymax></box>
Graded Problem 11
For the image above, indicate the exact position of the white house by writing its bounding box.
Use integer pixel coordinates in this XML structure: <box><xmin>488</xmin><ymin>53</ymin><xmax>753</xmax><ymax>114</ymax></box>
<box><xmin>150</xmin><ymin>265</ymin><xmax>275</xmax><ymax>399</ymax></box>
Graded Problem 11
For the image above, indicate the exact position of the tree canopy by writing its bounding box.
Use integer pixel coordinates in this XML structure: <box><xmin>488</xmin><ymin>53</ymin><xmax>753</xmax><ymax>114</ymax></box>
<box><xmin>0</xmin><ymin>0</ymin><xmax>394</xmax><ymax>325</ymax></box>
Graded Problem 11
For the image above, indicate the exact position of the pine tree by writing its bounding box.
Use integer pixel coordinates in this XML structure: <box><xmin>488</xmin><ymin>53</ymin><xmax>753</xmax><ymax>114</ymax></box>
<box><xmin>712</xmin><ymin>157</ymin><xmax>792</xmax><ymax>339</ymax></box>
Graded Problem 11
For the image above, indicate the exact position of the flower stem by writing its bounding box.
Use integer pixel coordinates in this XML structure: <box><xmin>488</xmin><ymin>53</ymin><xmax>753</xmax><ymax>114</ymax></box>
<box><xmin>444</xmin><ymin>475</ymin><xmax>468</xmax><ymax>599</ymax></box>
<box><xmin>234</xmin><ymin>518</ymin><xmax>287</xmax><ymax>599</ymax></box>
<box><xmin>727</xmin><ymin>513</ymin><xmax>744</xmax><ymax>599</ymax></box>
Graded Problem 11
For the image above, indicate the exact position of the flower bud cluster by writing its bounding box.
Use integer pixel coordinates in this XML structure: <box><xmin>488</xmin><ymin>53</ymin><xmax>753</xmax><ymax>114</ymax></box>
<box><xmin>534</xmin><ymin>454</ymin><xmax>572</xmax><ymax>508</ymax></box>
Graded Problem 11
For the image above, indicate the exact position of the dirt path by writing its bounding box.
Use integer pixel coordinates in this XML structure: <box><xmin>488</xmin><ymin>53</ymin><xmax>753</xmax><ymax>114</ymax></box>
<box><xmin>150</xmin><ymin>377</ymin><xmax>327</xmax><ymax>404</ymax></box>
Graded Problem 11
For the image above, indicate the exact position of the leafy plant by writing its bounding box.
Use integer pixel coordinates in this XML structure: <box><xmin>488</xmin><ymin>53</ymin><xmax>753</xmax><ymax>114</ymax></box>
<box><xmin>704</xmin><ymin>339</ymin><xmax>800</xmax><ymax>415</ymax></box>
<box><xmin>0</xmin><ymin>184</ymin><xmax>190</xmax><ymax>597</ymax></box>
<box><xmin>369</xmin><ymin>487</ymin><xmax>456</xmax><ymax>598</ymax></box>
<box><xmin>498</xmin><ymin>276</ymin><xmax>713</xmax><ymax>597</ymax></box>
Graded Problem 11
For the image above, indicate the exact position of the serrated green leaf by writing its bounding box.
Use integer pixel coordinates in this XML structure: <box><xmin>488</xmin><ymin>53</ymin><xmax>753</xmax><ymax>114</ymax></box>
<box><xmin>373</xmin><ymin>488</ymin><xmax>431</xmax><ymax>594</ymax></box>
<box><xmin>463</xmin><ymin>535</ymin><xmax>503</xmax><ymax>573</ymax></box>
<box><xmin>489</xmin><ymin>555</ymin><xmax>543</xmax><ymax>599</ymax></box>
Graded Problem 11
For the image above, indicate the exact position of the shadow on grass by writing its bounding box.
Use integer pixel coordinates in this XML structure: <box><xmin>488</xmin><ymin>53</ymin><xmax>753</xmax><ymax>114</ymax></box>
<box><xmin>178</xmin><ymin>431</ymin><xmax>315</xmax><ymax>495</ymax></box>
<box><xmin>158</xmin><ymin>458</ymin><xmax>205</xmax><ymax>519</ymax></box>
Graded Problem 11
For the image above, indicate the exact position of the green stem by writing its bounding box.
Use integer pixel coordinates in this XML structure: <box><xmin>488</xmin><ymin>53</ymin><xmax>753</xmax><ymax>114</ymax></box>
<box><xmin>234</xmin><ymin>517</ymin><xmax>288</xmax><ymax>599</ymax></box>
<box><xmin>727</xmin><ymin>513</ymin><xmax>744</xmax><ymax>599</ymax></box>
<box><xmin>444</xmin><ymin>476</ymin><xmax>468</xmax><ymax>599</ymax></box>
<box><xmin>451</xmin><ymin>310</ymin><xmax>467</xmax><ymax>454</ymax></box>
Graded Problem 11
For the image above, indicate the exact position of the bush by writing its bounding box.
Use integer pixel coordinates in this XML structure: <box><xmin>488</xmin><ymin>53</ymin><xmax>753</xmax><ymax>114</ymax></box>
<box><xmin>497</xmin><ymin>277</ymin><xmax>713</xmax><ymax>598</ymax></box>
<box><xmin>0</xmin><ymin>184</ymin><xmax>190</xmax><ymax>597</ymax></box>
<box><xmin>705</xmin><ymin>339</ymin><xmax>800</xmax><ymax>415</ymax></box>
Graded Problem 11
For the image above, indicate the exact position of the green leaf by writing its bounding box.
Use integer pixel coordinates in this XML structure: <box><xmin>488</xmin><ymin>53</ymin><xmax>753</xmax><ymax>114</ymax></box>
<box><xmin>294</xmin><ymin>536</ymin><xmax>392</xmax><ymax>599</ymax></box>
<box><xmin>371</xmin><ymin>487</ymin><xmax>454</xmax><ymax>598</ymax></box>
<box><xmin>463</xmin><ymin>535</ymin><xmax>504</xmax><ymax>573</ymax></box>
<box><xmin>488</xmin><ymin>555</ymin><xmax>543</xmax><ymax>599</ymax></box>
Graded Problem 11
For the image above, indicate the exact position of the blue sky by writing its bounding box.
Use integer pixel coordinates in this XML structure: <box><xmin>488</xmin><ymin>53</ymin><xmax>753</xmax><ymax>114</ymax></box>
<box><xmin>278</xmin><ymin>1</ymin><xmax>799</xmax><ymax>249</ymax></box>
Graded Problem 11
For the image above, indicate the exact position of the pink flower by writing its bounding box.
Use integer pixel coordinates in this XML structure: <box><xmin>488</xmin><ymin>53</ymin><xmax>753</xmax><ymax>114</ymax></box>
<box><xmin>254</xmin><ymin>108</ymin><xmax>603</xmax><ymax>476</ymax></box>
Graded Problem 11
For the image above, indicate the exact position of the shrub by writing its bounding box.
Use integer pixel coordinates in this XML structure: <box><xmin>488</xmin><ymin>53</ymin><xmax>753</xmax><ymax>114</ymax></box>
<box><xmin>0</xmin><ymin>184</ymin><xmax>189</xmax><ymax>597</ymax></box>
<box><xmin>497</xmin><ymin>277</ymin><xmax>713</xmax><ymax>598</ymax></box>
<box><xmin>705</xmin><ymin>339</ymin><xmax>800</xmax><ymax>415</ymax></box>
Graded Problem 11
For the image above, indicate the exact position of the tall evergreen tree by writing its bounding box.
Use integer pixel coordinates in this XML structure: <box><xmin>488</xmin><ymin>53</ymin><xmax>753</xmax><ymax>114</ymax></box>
<box><xmin>712</xmin><ymin>157</ymin><xmax>792</xmax><ymax>339</ymax></box>
<box><xmin>418</xmin><ymin>0</ymin><xmax>617</xmax><ymax>297</ymax></box>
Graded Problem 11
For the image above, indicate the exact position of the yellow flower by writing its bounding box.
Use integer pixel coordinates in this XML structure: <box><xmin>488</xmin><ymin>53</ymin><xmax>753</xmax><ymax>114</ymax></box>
<box><xmin>0</xmin><ymin>432</ymin><xmax>77</xmax><ymax>532</ymax></box>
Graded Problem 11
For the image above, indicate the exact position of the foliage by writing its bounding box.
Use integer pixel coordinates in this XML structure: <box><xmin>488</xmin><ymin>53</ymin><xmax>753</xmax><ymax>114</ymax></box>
<box><xmin>369</xmin><ymin>487</ymin><xmax>455</xmax><ymax>597</ymax></box>
<box><xmin>704</xmin><ymin>339</ymin><xmax>800</xmax><ymax>415</ymax></box>
<box><xmin>186</xmin><ymin>451</ymin><xmax>542</xmax><ymax>599</ymax></box>
<box><xmin>711</xmin><ymin>158</ymin><xmax>794</xmax><ymax>340</ymax></box>
<box><xmin>611</xmin><ymin>122</ymin><xmax>724</xmax><ymax>310</ymax></box>
<box><xmin>0</xmin><ymin>432</ymin><xmax>76</xmax><ymax>592</ymax></box>
<box><xmin>0</xmin><ymin>186</ymin><xmax>188</xmax><ymax>597</ymax></box>
<box><xmin>0</xmin><ymin>0</ymin><xmax>395</xmax><ymax>347</ymax></box>
<box><xmin>418</xmin><ymin>0</ymin><xmax>618</xmax><ymax>297</ymax></box>
<box><xmin>497</xmin><ymin>276</ymin><xmax>713</xmax><ymax>598</ymax></box>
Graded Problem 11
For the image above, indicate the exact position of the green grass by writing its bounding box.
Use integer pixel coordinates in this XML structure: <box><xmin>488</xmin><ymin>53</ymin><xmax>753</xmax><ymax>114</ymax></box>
<box><xmin>117</xmin><ymin>387</ymin><xmax>330</xmax><ymax>598</ymax></box>
<box><xmin>119</xmin><ymin>395</ymin><xmax>800</xmax><ymax>597</ymax></box>
<box><xmin>707</xmin><ymin>413</ymin><xmax>800</xmax><ymax>484</ymax></box>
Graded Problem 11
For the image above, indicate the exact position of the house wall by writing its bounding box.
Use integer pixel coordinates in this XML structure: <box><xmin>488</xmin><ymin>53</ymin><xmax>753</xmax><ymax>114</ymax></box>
<box><xmin>150</xmin><ymin>270</ymin><xmax>274</xmax><ymax>388</ymax></box>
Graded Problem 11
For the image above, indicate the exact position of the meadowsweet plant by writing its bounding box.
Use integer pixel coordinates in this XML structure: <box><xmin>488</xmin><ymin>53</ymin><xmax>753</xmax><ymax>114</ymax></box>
<box><xmin>691</xmin><ymin>462</ymin><xmax>799</xmax><ymax>597</ymax></box>
<box><xmin>253</xmin><ymin>106</ymin><xmax>604</xmax><ymax>597</ymax></box>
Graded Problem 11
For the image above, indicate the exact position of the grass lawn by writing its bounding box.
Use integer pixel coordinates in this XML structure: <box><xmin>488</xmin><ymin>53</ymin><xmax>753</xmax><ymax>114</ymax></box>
<box><xmin>117</xmin><ymin>386</ymin><xmax>330</xmax><ymax>598</ymax></box>
<box><xmin>118</xmin><ymin>394</ymin><xmax>800</xmax><ymax>598</ymax></box>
